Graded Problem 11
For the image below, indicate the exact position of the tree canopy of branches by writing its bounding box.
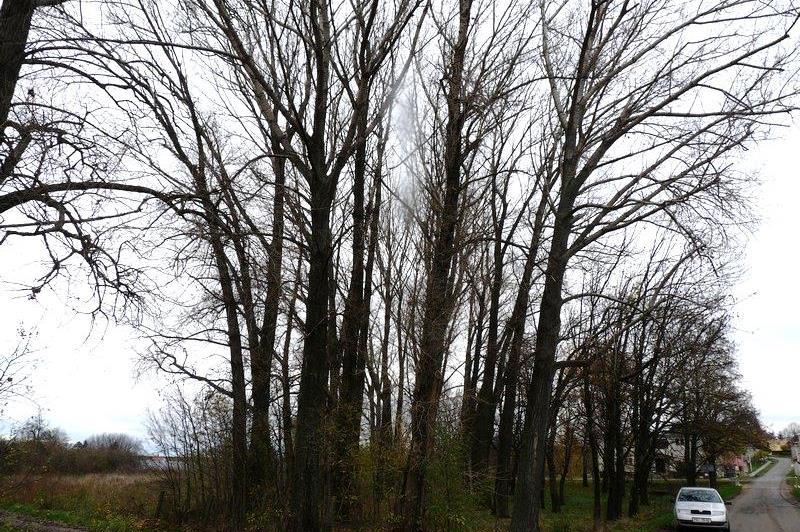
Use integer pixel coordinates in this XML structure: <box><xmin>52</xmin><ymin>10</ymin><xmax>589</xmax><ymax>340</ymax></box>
<box><xmin>1</xmin><ymin>0</ymin><xmax>797</xmax><ymax>530</ymax></box>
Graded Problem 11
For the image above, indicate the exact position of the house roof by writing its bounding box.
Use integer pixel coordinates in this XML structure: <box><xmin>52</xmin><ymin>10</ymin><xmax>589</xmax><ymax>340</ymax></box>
<box><xmin>724</xmin><ymin>457</ymin><xmax>746</xmax><ymax>468</ymax></box>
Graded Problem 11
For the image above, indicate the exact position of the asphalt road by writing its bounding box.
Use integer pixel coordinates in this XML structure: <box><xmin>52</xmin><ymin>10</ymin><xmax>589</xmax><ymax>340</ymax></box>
<box><xmin>730</xmin><ymin>456</ymin><xmax>800</xmax><ymax>531</ymax></box>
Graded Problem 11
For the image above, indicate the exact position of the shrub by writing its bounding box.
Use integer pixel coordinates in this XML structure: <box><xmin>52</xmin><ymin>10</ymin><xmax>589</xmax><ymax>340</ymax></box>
<box><xmin>424</xmin><ymin>425</ymin><xmax>481</xmax><ymax>531</ymax></box>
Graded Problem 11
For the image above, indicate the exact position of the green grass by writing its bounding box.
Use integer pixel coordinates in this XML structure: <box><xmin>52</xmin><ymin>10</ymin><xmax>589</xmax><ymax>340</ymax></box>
<box><xmin>787</xmin><ymin>469</ymin><xmax>800</xmax><ymax>502</ymax></box>
<box><xmin>717</xmin><ymin>482</ymin><xmax>742</xmax><ymax>501</ymax></box>
<box><xmin>535</xmin><ymin>478</ymin><xmax>744</xmax><ymax>532</ymax></box>
<box><xmin>0</xmin><ymin>501</ymin><xmax>147</xmax><ymax>531</ymax></box>
<box><xmin>446</xmin><ymin>481</ymin><xmax>677</xmax><ymax>532</ymax></box>
<box><xmin>0</xmin><ymin>474</ymin><xmax>746</xmax><ymax>532</ymax></box>
<box><xmin>538</xmin><ymin>483</ymin><xmax>675</xmax><ymax>532</ymax></box>
<box><xmin>0</xmin><ymin>474</ymin><xmax>164</xmax><ymax>531</ymax></box>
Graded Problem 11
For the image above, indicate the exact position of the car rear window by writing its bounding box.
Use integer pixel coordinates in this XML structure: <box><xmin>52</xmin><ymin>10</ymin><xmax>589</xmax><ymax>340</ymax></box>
<box><xmin>677</xmin><ymin>489</ymin><xmax>722</xmax><ymax>503</ymax></box>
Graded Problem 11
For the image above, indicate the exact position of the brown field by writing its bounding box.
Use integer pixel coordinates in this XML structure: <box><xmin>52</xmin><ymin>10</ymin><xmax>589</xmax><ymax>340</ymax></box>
<box><xmin>0</xmin><ymin>472</ymin><xmax>164</xmax><ymax>531</ymax></box>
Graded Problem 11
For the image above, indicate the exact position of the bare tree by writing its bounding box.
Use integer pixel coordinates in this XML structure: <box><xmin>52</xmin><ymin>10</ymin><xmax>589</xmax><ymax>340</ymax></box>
<box><xmin>0</xmin><ymin>327</ymin><xmax>34</xmax><ymax>415</ymax></box>
<box><xmin>511</xmin><ymin>2</ymin><xmax>798</xmax><ymax>529</ymax></box>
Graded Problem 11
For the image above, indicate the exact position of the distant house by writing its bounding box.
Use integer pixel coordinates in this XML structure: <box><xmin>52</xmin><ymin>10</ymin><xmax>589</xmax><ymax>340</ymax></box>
<box><xmin>768</xmin><ymin>438</ymin><xmax>789</xmax><ymax>452</ymax></box>
<box><xmin>140</xmin><ymin>455</ymin><xmax>182</xmax><ymax>470</ymax></box>
<box><xmin>790</xmin><ymin>435</ymin><xmax>800</xmax><ymax>463</ymax></box>
<box><xmin>615</xmin><ymin>432</ymin><xmax>762</xmax><ymax>479</ymax></box>
<box><xmin>721</xmin><ymin>455</ymin><xmax>748</xmax><ymax>478</ymax></box>
<box><xmin>653</xmin><ymin>433</ymin><xmax>686</xmax><ymax>475</ymax></box>
<box><xmin>650</xmin><ymin>433</ymin><xmax>757</xmax><ymax>479</ymax></box>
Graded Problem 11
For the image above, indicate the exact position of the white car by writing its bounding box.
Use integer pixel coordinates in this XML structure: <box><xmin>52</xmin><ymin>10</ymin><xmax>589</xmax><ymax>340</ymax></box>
<box><xmin>673</xmin><ymin>486</ymin><xmax>731</xmax><ymax>531</ymax></box>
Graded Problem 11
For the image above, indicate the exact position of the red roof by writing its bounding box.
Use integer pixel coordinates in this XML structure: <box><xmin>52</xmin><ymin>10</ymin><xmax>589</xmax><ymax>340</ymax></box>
<box><xmin>724</xmin><ymin>457</ymin><xmax>746</xmax><ymax>468</ymax></box>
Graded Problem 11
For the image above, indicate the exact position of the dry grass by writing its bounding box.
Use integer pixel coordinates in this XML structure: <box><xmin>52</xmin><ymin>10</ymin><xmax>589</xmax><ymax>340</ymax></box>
<box><xmin>0</xmin><ymin>472</ymin><xmax>164</xmax><ymax>531</ymax></box>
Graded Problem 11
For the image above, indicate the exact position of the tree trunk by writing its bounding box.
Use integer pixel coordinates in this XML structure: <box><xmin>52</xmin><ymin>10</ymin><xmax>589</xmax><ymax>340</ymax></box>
<box><xmin>493</xmin><ymin>345</ymin><xmax>519</xmax><ymax>518</ymax></box>
<box><xmin>249</xmin><ymin>135</ymin><xmax>286</xmax><ymax>494</ymax></box>
<box><xmin>400</xmin><ymin>2</ymin><xmax>472</xmax><ymax>529</ymax></box>
<box><xmin>378</xmin><ymin>236</ymin><xmax>393</xmax><ymax>447</ymax></box>
<box><xmin>459</xmin><ymin>293</ymin><xmax>477</xmax><ymax>433</ymax></box>
<box><xmin>685</xmin><ymin>434</ymin><xmax>698</xmax><ymax>487</ymax></box>
<box><xmin>0</xmin><ymin>0</ymin><xmax>34</xmax><ymax>138</ymax></box>
<box><xmin>281</xmin><ymin>251</ymin><xmax>303</xmax><ymax>487</ymax></box>
<box><xmin>509</xmin><ymin>195</ymin><xmax>575</xmax><ymax>531</ymax></box>
<box><xmin>508</xmin><ymin>15</ymin><xmax>596</xmax><ymax>519</ymax></box>
<box><xmin>628</xmin><ymin>396</ymin><xmax>641</xmax><ymax>517</ymax></box>
<box><xmin>583</xmin><ymin>378</ymin><xmax>602</xmax><ymax>531</ymax></box>
<box><xmin>334</xmin><ymin>91</ymin><xmax>370</xmax><ymax>518</ymax></box>
<box><xmin>461</xmin><ymin>285</ymin><xmax>486</xmax><ymax>451</ymax></box>
<box><xmin>194</xmin><ymin>168</ymin><xmax>248</xmax><ymax>528</ymax></box>
<box><xmin>559</xmin><ymin>423</ymin><xmax>574</xmax><ymax>507</ymax></box>
<box><xmin>471</xmin><ymin>235</ymin><xmax>504</xmax><ymax>474</ymax></box>
<box><xmin>546</xmin><ymin>436</ymin><xmax>560</xmax><ymax>513</ymax></box>
<box><xmin>394</xmin><ymin>290</ymin><xmax>405</xmax><ymax>443</ymax></box>
<box><xmin>289</xmin><ymin>2</ymin><xmax>338</xmax><ymax>525</ymax></box>
<box><xmin>708</xmin><ymin>455</ymin><xmax>718</xmax><ymax>489</ymax></box>
<box><xmin>606</xmin><ymin>376</ymin><xmax>624</xmax><ymax>522</ymax></box>
<box><xmin>494</xmin><ymin>191</ymin><xmax>547</xmax><ymax>516</ymax></box>
<box><xmin>292</xmin><ymin>182</ymin><xmax>334</xmax><ymax>531</ymax></box>
<box><xmin>601</xmin><ymin>428</ymin><xmax>612</xmax><ymax>493</ymax></box>
<box><xmin>582</xmin><ymin>439</ymin><xmax>589</xmax><ymax>488</ymax></box>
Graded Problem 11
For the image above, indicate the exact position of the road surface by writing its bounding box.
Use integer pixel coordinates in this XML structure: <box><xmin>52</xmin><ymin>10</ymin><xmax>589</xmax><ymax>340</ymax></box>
<box><xmin>730</xmin><ymin>456</ymin><xmax>800</xmax><ymax>531</ymax></box>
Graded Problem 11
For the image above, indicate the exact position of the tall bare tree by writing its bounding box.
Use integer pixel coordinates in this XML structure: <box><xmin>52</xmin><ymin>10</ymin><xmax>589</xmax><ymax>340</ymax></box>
<box><xmin>511</xmin><ymin>2</ymin><xmax>798</xmax><ymax>529</ymax></box>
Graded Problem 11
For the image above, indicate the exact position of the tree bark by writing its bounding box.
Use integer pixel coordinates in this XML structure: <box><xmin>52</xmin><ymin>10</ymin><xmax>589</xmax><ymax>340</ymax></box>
<box><xmin>546</xmin><ymin>433</ymin><xmax>560</xmax><ymax>513</ymax></box>
<box><xmin>334</xmin><ymin>88</ymin><xmax>370</xmax><ymax>519</ymax></box>
<box><xmin>606</xmin><ymin>368</ymin><xmax>624</xmax><ymax>522</ymax></box>
<box><xmin>394</xmin><ymin>290</ymin><xmax>405</xmax><ymax>443</ymax></box>
<box><xmin>559</xmin><ymin>421</ymin><xmax>574</xmax><ymax>507</ymax></box>
<box><xmin>508</xmin><ymin>2</ymin><xmax>598</xmax><ymax>522</ymax></box>
<box><xmin>461</xmin><ymin>283</ymin><xmax>486</xmax><ymax>449</ymax></box>
<box><xmin>471</xmin><ymin>224</ymin><xmax>504</xmax><ymax>473</ymax></box>
<box><xmin>292</xmin><ymin>186</ymin><xmax>334</xmax><ymax>530</ymax></box>
<box><xmin>709</xmin><ymin>456</ymin><xmax>718</xmax><ymax>489</ymax></box>
<box><xmin>194</xmin><ymin>167</ymin><xmax>248</xmax><ymax>528</ymax></box>
<box><xmin>289</xmin><ymin>1</ymin><xmax>338</xmax><ymax>527</ymax></box>
<box><xmin>685</xmin><ymin>433</ymin><xmax>698</xmax><ymax>487</ymax></box>
<box><xmin>249</xmin><ymin>135</ymin><xmax>286</xmax><ymax>494</ymax></box>
<box><xmin>509</xmin><ymin>195</ymin><xmax>575</xmax><ymax>531</ymax></box>
<box><xmin>378</xmin><ymin>236</ymin><xmax>393</xmax><ymax>448</ymax></box>
<box><xmin>0</xmin><ymin>0</ymin><xmax>35</xmax><ymax>138</ymax></box>
<box><xmin>281</xmin><ymin>253</ymin><xmax>303</xmax><ymax>486</ymax></box>
<box><xmin>495</xmin><ymin>195</ymin><xmax>546</xmax><ymax>516</ymax></box>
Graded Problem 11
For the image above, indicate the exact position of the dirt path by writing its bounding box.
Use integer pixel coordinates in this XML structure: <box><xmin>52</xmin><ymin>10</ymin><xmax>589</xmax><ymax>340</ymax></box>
<box><xmin>0</xmin><ymin>511</ymin><xmax>86</xmax><ymax>532</ymax></box>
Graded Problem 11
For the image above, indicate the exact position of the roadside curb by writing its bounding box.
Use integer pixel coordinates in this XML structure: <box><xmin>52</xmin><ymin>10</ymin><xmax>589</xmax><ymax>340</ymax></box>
<box><xmin>750</xmin><ymin>458</ymin><xmax>777</xmax><ymax>478</ymax></box>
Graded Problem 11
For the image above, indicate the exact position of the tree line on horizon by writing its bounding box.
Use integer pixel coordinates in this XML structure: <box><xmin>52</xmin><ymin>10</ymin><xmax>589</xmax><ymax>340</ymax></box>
<box><xmin>0</xmin><ymin>414</ymin><xmax>144</xmax><ymax>476</ymax></box>
<box><xmin>1</xmin><ymin>0</ymin><xmax>798</xmax><ymax>530</ymax></box>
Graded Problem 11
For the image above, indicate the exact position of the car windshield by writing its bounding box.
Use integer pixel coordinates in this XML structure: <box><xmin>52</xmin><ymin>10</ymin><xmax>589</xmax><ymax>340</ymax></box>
<box><xmin>678</xmin><ymin>489</ymin><xmax>722</xmax><ymax>503</ymax></box>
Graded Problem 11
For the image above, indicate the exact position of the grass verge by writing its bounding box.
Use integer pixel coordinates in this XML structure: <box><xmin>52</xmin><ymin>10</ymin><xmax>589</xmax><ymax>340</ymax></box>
<box><xmin>474</xmin><ymin>479</ymin><xmax>742</xmax><ymax>532</ymax></box>
<box><xmin>717</xmin><ymin>482</ymin><xmax>742</xmax><ymax>501</ymax></box>
<box><xmin>751</xmin><ymin>458</ymin><xmax>777</xmax><ymax>478</ymax></box>
<box><xmin>787</xmin><ymin>468</ymin><xmax>800</xmax><ymax>502</ymax></box>
<box><xmin>0</xmin><ymin>474</ymin><xmax>746</xmax><ymax>532</ymax></box>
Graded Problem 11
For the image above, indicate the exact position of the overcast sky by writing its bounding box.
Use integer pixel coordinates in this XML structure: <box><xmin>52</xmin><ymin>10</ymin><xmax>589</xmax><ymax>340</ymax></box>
<box><xmin>733</xmin><ymin>126</ymin><xmax>800</xmax><ymax>435</ymax></box>
<box><xmin>1</xmin><ymin>124</ymin><xmax>798</xmax><ymax>444</ymax></box>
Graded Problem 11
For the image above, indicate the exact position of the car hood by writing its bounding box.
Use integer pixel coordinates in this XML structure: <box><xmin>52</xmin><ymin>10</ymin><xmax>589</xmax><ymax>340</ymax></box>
<box><xmin>675</xmin><ymin>501</ymin><xmax>726</xmax><ymax>512</ymax></box>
